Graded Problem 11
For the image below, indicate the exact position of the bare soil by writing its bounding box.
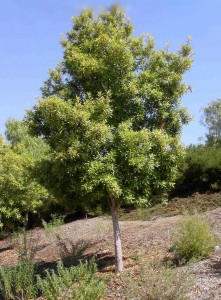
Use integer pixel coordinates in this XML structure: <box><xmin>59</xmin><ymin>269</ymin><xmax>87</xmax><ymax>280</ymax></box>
<box><xmin>1</xmin><ymin>208</ymin><xmax>221</xmax><ymax>299</ymax></box>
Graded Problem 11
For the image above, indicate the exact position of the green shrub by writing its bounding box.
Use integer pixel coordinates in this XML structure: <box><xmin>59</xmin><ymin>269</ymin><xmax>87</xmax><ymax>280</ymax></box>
<box><xmin>173</xmin><ymin>145</ymin><xmax>221</xmax><ymax>196</ymax></box>
<box><xmin>123</xmin><ymin>261</ymin><xmax>193</xmax><ymax>300</ymax></box>
<box><xmin>173</xmin><ymin>213</ymin><xmax>216</xmax><ymax>262</ymax></box>
<box><xmin>37</xmin><ymin>259</ymin><xmax>106</xmax><ymax>300</ymax></box>
<box><xmin>0</xmin><ymin>262</ymin><xmax>37</xmax><ymax>300</ymax></box>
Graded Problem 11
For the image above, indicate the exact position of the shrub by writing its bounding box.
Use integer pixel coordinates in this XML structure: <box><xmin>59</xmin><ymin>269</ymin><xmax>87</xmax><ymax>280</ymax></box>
<box><xmin>173</xmin><ymin>145</ymin><xmax>221</xmax><ymax>196</ymax></box>
<box><xmin>173</xmin><ymin>213</ymin><xmax>216</xmax><ymax>262</ymax></box>
<box><xmin>123</xmin><ymin>261</ymin><xmax>193</xmax><ymax>300</ymax></box>
<box><xmin>0</xmin><ymin>262</ymin><xmax>37</xmax><ymax>300</ymax></box>
<box><xmin>37</xmin><ymin>259</ymin><xmax>106</xmax><ymax>300</ymax></box>
<box><xmin>55</xmin><ymin>234</ymin><xmax>89</xmax><ymax>263</ymax></box>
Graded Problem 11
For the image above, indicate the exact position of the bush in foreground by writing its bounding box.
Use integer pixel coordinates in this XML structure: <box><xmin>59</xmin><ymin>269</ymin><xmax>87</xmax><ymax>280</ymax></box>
<box><xmin>0</xmin><ymin>262</ymin><xmax>37</xmax><ymax>300</ymax></box>
<box><xmin>0</xmin><ymin>255</ymin><xmax>105</xmax><ymax>300</ymax></box>
<box><xmin>173</xmin><ymin>213</ymin><xmax>216</xmax><ymax>262</ymax></box>
<box><xmin>37</xmin><ymin>259</ymin><xmax>106</xmax><ymax>300</ymax></box>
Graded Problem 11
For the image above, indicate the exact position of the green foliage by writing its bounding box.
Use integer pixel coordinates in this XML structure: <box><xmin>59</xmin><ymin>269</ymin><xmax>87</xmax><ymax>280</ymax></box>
<box><xmin>123</xmin><ymin>261</ymin><xmax>193</xmax><ymax>300</ymax></box>
<box><xmin>201</xmin><ymin>98</ymin><xmax>221</xmax><ymax>146</ymax></box>
<box><xmin>37</xmin><ymin>259</ymin><xmax>106</xmax><ymax>300</ymax></box>
<box><xmin>0</xmin><ymin>262</ymin><xmax>37</xmax><ymax>300</ymax></box>
<box><xmin>26</xmin><ymin>7</ymin><xmax>193</xmax><ymax>271</ymax></box>
<box><xmin>27</xmin><ymin>95</ymin><xmax>186</xmax><ymax>209</ymax></box>
<box><xmin>173</xmin><ymin>145</ymin><xmax>221</xmax><ymax>196</ymax></box>
<box><xmin>0</xmin><ymin>120</ymin><xmax>49</xmax><ymax>229</ymax></box>
<box><xmin>173</xmin><ymin>213</ymin><xmax>216</xmax><ymax>262</ymax></box>
<box><xmin>0</xmin><ymin>252</ymin><xmax>105</xmax><ymax>300</ymax></box>
<box><xmin>26</xmin><ymin>7</ymin><xmax>193</xmax><ymax>211</ymax></box>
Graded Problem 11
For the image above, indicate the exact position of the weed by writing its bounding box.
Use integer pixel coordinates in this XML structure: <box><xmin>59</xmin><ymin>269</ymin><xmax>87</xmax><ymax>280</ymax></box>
<box><xmin>55</xmin><ymin>234</ymin><xmax>89</xmax><ymax>263</ymax></box>
<box><xmin>173</xmin><ymin>213</ymin><xmax>216</xmax><ymax>262</ymax></box>
<box><xmin>56</xmin><ymin>234</ymin><xmax>89</xmax><ymax>261</ymax></box>
<box><xmin>11</xmin><ymin>229</ymin><xmax>39</xmax><ymax>263</ymax></box>
<box><xmin>123</xmin><ymin>261</ymin><xmax>193</xmax><ymax>300</ymax></box>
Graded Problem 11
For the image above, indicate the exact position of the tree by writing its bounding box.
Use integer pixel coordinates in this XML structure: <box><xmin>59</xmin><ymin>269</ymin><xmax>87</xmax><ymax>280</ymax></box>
<box><xmin>201</xmin><ymin>99</ymin><xmax>221</xmax><ymax>146</ymax></box>
<box><xmin>0</xmin><ymin>120</ymin><xmax>49</xmax><ymax>229</ymax></box>
<box><xmin>26</xmin><ymin>6</ymin><xmax>193</xmax><ymax>271</ymax></box>
<box><xmin>172</xmin><ymin>144</ymin><xmax>221</xmax><ymax>196</ymax></box>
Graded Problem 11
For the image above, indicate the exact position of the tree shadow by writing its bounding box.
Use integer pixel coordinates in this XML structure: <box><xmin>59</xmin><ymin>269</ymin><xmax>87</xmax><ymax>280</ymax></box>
<box><xmin>0</xmin><ymin>244</ymin><xmax>13</xmax><ymax>253</ymax></box>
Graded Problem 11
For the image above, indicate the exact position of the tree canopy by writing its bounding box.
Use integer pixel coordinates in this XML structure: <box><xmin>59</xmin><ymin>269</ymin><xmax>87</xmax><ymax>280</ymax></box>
<box><xmin>0</xmin><ymin>120</ymin><xmax>49</xmax><ymax>229</ymax></box>
<box><xmin>201</xmin><ymin>98</ymin><xmax>221</xmax><ymax>146</ymax></box>
<box><xmin>26</xmin><ymin>6</ymin><xmax>193</xmax><ymax>271</ymax></box>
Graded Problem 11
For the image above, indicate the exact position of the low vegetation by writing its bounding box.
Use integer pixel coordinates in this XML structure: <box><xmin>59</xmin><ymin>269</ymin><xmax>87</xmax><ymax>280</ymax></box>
<box><xmin>37</xmin><ymin>259</ymin><xmax>106</xmax><ymax>300</ymax></box>
<box><xmin>120</xmin><ymin>192</ymin><xmax>221</xmax><ymax>221</ymax></box>
<box><xmin>123</xmin><ymin>261</ymin><xmax>193</xmax><ymax>300</ymax></box>
<box><xmin>173</xmin><ymin>213</ymin><xmax>216</xmax><ymax>262</ymax></box>
<box><xmin>0</xmin><ymin>262</ymin><xmax>37</xmax><ymax>300</ymax></box>
<box><xmin>0</xmin><ymin>259</ymin><xmax>105</xmax><ymax>300</ymax></box>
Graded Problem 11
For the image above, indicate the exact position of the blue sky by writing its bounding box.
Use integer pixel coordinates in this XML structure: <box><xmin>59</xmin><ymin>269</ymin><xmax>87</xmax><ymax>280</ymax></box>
<box><xmin>1</xmin><ymin>0</ymin><xmax>221</xmax><ymax>145</ymax></box>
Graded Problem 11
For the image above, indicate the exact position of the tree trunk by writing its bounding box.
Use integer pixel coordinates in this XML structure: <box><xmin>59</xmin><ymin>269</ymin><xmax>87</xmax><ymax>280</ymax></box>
<box><xmin>108</xmin><ymin>197</ymin><xmax>123</xmax><ymax>272</ymax></box>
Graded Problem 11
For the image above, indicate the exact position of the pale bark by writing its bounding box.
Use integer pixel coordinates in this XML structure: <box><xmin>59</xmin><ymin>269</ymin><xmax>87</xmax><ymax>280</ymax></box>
<box><xmin>108</xmin><ymin>197</ymin><xmax>123</xmax><ymax>272</ymax></box>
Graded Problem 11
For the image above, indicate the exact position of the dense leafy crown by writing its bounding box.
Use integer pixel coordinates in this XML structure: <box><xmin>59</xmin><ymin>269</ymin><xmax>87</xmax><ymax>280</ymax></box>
<box><xmin>0</xmin><ymin>120</ymin><xmax>48</xmax><ymax>227</ymax></box>
<box><xmin>27</xmin><ymin>7</ymin><xmax>193</xmax><ymax>209</ymax></box>
<box><xmin>201</xmin><ymin>99</ymin><xmax>221</xmax><ymax>146</ymax></box>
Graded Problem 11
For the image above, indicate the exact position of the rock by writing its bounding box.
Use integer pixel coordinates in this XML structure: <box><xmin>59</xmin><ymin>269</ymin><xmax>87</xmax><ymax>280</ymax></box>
<box><xmin>214</xmin><ymin>245</ymin><xmax>220</xmax><ymax>253</ymax></box>
<box><xmin>150</xmin><ymin>215</ymin><xmax>163</xmax><ymax>221</ymax></box>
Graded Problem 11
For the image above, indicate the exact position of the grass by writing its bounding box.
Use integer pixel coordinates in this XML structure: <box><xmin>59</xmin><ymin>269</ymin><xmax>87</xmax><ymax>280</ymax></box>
<box><xmin>173</xmin><ymin>213</ymin><xmax>217</xmax><ymax>262</ymax></box>
<box><xmin>120</xmin><ymin>192</ymin><xmax>221</xmax><ymax>221</ymax></box>
<box><xmin>122</xmin><ymin>260</ymin><xmax>194</xmax><ymax>300</ymax></box>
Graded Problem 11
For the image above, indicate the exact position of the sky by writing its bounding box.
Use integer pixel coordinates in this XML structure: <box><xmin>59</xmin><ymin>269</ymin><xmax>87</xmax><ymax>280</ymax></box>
<box><xmin>1</xmin><ymin>0</ymin><xmax>221</xmax><ymax>146</ymax></box>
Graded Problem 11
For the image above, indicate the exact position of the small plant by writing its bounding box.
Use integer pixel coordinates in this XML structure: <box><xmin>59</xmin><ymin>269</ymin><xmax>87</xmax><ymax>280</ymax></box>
<box><xmin>11</xmin><ymin>229</ymin><xmax>39</xmax><ymax>263</ymax></box>
<box><xmin>42</xmin><ymin>214</ymin><xmax>64</xmax><ymax>238</ymax></box>
<box><xmin>173</xmin><ymin>213</ymin><xmax>216</xmax><ymax>262</ymax></box>
<box><xmin>37</xmin><ymin>259</ymin><xmax>106</xmax><ymax>300</ymax></box>
<box><xmin>55</xmin><ymin>234</ymin><xmax>89</xmax><ymax>263</ymax></box>
<box><xmin>123</xmin><ymin>261</ymin><xmax>193</xmax><ymax>300</ymax></box>
<box><xmin>0</xmin><ymin>262</ymin><xmax>37</xmax><ymax>300</ymax></box>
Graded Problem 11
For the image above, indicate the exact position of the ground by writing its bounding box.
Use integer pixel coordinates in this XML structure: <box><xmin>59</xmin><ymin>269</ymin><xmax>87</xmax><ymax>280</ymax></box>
<box><xmin>1</xmin><ymin>207</ymin><xmax>221</xmax><ymax>299</ymax></box>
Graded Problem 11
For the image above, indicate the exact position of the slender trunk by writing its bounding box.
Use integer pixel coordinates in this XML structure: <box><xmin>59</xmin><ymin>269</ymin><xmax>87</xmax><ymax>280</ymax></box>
<box><xmin>24</xmin><ymin>211</ymin><xmax>29</xmax><ymax>230</ymax></box>
<box><xmin>108</xmin><ymin>197</ymin><xmax>123</xmax><ymax>272</ymax></box>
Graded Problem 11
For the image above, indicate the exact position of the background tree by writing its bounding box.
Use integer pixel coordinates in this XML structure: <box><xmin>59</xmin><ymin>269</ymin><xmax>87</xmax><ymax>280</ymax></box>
<box><xmin>172</xmin><ymin>144</ymin><xmax>221</xmax><ymax>197</ymax></box>
<box><xmin>26</xmin><ymin>6</ymin><xmax>193</xmax><ymax>271</ymax></box>
<box><xmin>201</xmin><ymin>99</ymin><xmax>221</xmax><ymax>146</ymax></box>
<box><xmin>0</xmin><ymin>120</ymin><xmax>49</xmax><ymax>230</ymax></box>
